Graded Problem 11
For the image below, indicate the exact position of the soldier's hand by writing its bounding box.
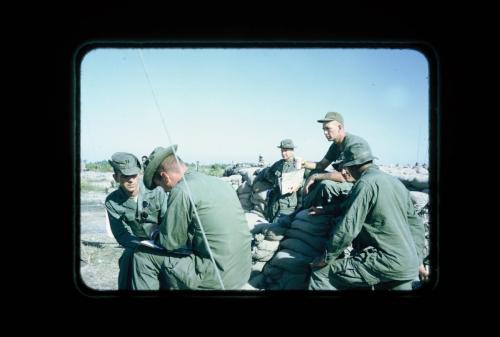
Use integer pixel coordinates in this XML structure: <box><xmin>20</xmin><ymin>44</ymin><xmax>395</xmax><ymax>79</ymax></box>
<box><xmin>419</xmin><ymin>264</ymin><xmax>430</xmax><ymax>282</ymax></box>
<box><xmin>308</xmin><ymin>206</ymin><xmax>325</xmax><ymax>215</ymax></box>
<box><xmin>304</xmin><ymin>176</ymin><xmax>316</xmax><ymax>194</ymax></box>
<box><xmin>310</xmin><ymin>256</ymin><xmax>327</xmax><ymax>268</ymax></box>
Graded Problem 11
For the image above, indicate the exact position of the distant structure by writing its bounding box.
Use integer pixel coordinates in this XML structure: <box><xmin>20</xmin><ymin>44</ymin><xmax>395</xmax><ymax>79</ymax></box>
<box><xmin>258</xmin><ymin>155</ymin><xmax>266</xmax><ymax>167</ymax></box>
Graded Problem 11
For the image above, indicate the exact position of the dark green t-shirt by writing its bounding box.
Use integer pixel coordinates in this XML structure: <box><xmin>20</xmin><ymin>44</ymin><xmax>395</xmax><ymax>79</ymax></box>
<box><xmin>324</xmin><ymin>133</ymin><xmax>370</xmax><ymax>166</ymax></box>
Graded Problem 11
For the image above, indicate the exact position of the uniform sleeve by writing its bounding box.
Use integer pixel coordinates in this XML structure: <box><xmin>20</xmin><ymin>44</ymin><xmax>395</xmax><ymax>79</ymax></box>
<box><xmin>156</xmin><ymin>189</ymin><xmax>169</xmax><ymax>224</ymax></box>
<box><xmin>263</xmin><ymin>161</ymin><xmax>280</xmax><ymax>185</ymax></box>
<box><xmin>325</xmin><ymin>180</ymin><xmax>374</xmax><ymax>262</ymax></box>
<box><xmin>158</xmin><ymin>188</ymin><xmax>193</xmax><ymax>253</ymax></box>
<box><xmin>105</xmin><ymin>200</ymin><xmax>139</xmax><ymax>248</ymax></box>
<box><xmin>406</xmin><ymin>194</ymin><xmax>426</xmax><ymax>262</ymax></box>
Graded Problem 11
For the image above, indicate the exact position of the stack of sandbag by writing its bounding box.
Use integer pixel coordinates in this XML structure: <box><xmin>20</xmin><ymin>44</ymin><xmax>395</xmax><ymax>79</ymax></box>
<box><xmin>247</xmin><ymin>217</ymin><xmax>288</xmax><ymax>289</ymax></box>
<box><xmin>249</xmin><ymin>174</ymin><xmax>273</xmax><ymax>218</ymax></box>
<box><xmin>379</xmin><ymin>164</ymin><xmax>429</xmax><ymax>193</ymax></box>
<box><xmin>218</xmin><ymin>174</ymin><xmax>242</xmax><ymax>190</ymax></box>
<box><xmin>260</xmin><ymin>210</ymin><xmax>332</xmax><ymax>290</ymax></box>
<box><xmin>237</xmin><ymin>181</ymin><xmax>254</xmax><ymax>211</ymax></box>
<box><xmin>409</xmin><ymin>190</ymin><xmax>430</xmax><ymax>262</ymax></box>
<box><xmin>379</xmin><ymin>164</ymin><xmax>431</xmax><ymax>265</ymax></box>
<box><xmin>244</xmin><ymin>211</ymin><xmax>273</xmax><ymax>288</ymax></box>
<box><xmin>230</xmin><ymin>166</ymin><xmax>273</xmax><ymax>218</ymax></box>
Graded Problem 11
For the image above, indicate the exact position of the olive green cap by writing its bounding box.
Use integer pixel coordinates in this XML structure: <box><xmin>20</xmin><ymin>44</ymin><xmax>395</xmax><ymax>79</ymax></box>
<box><xmin>143</xmin><ymin>145</ymin><xmax>178</xmax><ymax>189</ymax></box>
<box><xmin>340</xmin><ymin>142</ymin><xmax>378</xmax><ymax>167</ymax></box>
<box><xmin>108</xmin><ymin>152</ymin><xmax>141</xmax><ymax>176</ymax></box>
<box><xmin>277</xmin><ymin>139</ymin><xmax>296</xmax><ymax>149</ymax></box>
<box><xmin>317</xmin><ymin>111</ymin><xmax>344</xmax><ymax>125</ymax></box>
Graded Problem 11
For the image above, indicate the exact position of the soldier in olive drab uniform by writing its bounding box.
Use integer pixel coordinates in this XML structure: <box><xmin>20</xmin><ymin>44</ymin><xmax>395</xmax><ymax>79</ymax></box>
<box><xmin>300</xmin><ymin>111</ymin><xmax>371</xmax><ymax>211</ymax></box>
<box><xmin>263</xmin><ymin>139</ymin><xmax>304</xmax><ymax>222</ymax></box>
<box><xmin>130</xmin><ymin>145</ymin><xmax>252</xmax><ymax>290</ymax></box>
<box><xmin>105</xmin><ymin>152</ymin><xmax>168</xmax><ymax>290</ymax></box>
<box><xmin>308</xmin><ymin>142</ymin><xmax>428</xmax><ymax>290</ymax></box>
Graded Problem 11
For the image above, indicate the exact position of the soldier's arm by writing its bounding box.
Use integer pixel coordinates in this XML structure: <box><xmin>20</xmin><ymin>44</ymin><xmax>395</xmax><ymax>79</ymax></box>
<box><xmin>105</xmin><ymin>202</ymin><xmax>139</xmax><ymax>248</ymax></box>
<box><xmin>303</xmin><ymin>157</ymin><xmax>330</xmax><ymax>171</ymax></box>
<box><xmin>406</xmin><ymin>195</ymin><xmax>426</xmax><ymax>263</ymax></box>
<box><xmin>157</xmin><ymin>188</ymin><xmax>192</xmax><ymax>254</ymax></box>
<box><xmin>324</xmin><ymin>181</ymin><xmax>373</xmax><ymax>262</ymax></box>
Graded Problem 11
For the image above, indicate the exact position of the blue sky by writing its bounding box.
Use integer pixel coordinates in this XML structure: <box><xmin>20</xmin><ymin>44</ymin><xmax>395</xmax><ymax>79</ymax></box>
<box><xmin>80</xmin><ymin>48</ymin><xmax>429</xmax><ymax>165</ymax></box>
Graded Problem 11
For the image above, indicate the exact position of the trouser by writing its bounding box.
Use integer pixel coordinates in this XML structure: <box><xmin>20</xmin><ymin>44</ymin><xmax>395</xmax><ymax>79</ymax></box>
<box><xmin>308</xmin><ymin>257</ymin><xmax>413</xmax><ymax>291</ymax></box>
<box><xmin>302</xmin><ymin>180</ymin><xmax>353</xmax><ymax>209</ymax></box>
<box><xmin>117</xmin><ymin>247</ymin><xmax>135</xmax><ymax>290</ymax></box>
<box><xmin>130</xmin><ymin>246</ymin><xmax>219</xmax><ymax>290</ymax></box>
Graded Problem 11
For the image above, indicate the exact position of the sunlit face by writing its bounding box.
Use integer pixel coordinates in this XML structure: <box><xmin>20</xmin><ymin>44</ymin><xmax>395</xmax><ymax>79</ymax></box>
<box><xmin>322</xmin><ymin>121</ymin><xmax>342</xmax><ymax>143</ymax></box>
<box><xmin>281</xmin><ymin>148</ymin><xmax>294</xmax><ymax>161</ymax></box>
<box><xmin>114</xmin><ymin>173</ymin><xmax>139</xmax><ymax>196</ymax></box>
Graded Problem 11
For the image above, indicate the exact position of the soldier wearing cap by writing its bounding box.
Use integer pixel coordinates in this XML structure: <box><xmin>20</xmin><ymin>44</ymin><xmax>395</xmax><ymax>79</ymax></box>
<box><xmin>105</xmin><ymin>152</ymin><xmax>168</xmax><ymax>290</ymax></box>
<box><xmin>262</xmin><ymin>139</ymin><xmax>304</xmax><ymax>222</ymax></box>
<box><xmin>300</xmin><ymin>111</ymin><xmax>371</xmax><ymax>211</ymax></box>
<box><xmin>308</xmin><ymin>142</ymin><xmax>428</xmax><ymax>290</ymax></box>
<box><xmin>130</xmin><ymin>145</ymin><xmax>252</xmax><ymax>290</ymax></box>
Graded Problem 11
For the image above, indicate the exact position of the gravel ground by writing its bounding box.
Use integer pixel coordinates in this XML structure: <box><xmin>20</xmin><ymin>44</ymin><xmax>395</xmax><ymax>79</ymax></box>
<box><xmin>80</xmin><ymin>233</ymin><xmax>122</xmax><ymax>291</ymax></box>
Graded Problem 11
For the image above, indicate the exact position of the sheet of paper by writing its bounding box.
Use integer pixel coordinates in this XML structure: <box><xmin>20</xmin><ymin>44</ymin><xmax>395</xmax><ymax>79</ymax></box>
<box><xmin>279</xmin><ymin>169</ymin><xmax>305</xmax><ymax>194</ymax></box>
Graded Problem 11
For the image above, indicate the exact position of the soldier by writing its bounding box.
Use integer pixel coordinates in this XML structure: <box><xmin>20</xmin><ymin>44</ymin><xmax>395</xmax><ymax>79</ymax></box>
<box><xmin>263</xmin><ymin>139</ymin><xmax>304</xmax><ymax>222</ymax></box>
<box><xmin>130</xmin><ymin>145</ymin><xmax>252</xmax><ymax>290</ymax></box>
<box><xmin>308</xmin><ymin>142</ymin><xmax>428</xmax><ymax>290</ymax></box>
<box><xmin>104</xmin><ymin>152</ymin><xmax>168</xmax><ymax>290</ymax></box>
<box><xmin>300</xmin><ymin>111</ymin><xmax>371</xmax><ymax>211</ymax></box>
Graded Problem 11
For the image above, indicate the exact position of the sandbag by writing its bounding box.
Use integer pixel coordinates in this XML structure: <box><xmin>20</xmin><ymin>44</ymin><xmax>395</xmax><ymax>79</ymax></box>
<box><xmin>410</xmin><ymin>175</ymin><xmax>429</xmax><ymax>190</ymax></box>
<box><xmin>237</xmin><ymin>181</ymin><xmax>253</xmax><ymax>194</ymax></box>
<box><xmin>290</xmin><ymin>219</ymin><xmax>331</xmax><ymax>236</ymax></box>
<box><xmin>251</xmin><ymin>247</ymin><xmax>276</xmax><ymax>262</ymax></box>
<box><xmin>264</xmin><ymin>223</ymin><xmax>288</xmax><ymax>241</ymax></box>
<box><xmin>252</xmin><ymin>179</ymin><xmax>273</xmax><ymax>193</ymax></box>
<box><xmin>278</xmin><ymin>270</ymin><xmax>310</xmax><ymax>290</ymax></box>
<box><xmin>247</xmin><ymin>273</ymin><xmax>265</xmax><ymax>289</ymax></box>
<box><xmin>409</xmin><ymin>191</ymin><xmax>429</xmax><ymax>213</ymax></box>
<box><xmin>245</xmin><ymin>212</ymin><xmax>268</xmax><ymax>231</ymax></box>
<box><xmin>257</xmin><ymin>239</ymin><xmax>280</xmax><ymax>252</ymax></box>
<box><xmin>251</xmin><ymin>261</ymin><xmax>266</xmax><ymax>274</ymax></box>
<box><xmin>251</xmin><ymin>189</ymin><xmax>269</xmax><ymax>203</ymax></box>
<box><xmin>280</xmin><ymin>238</ymin><xmax>322</xmax><ymax>258</ymax></box>
<box><xmin>262</xmin><ymin>263</ymin><xmax>284</xmax><ymax>280</ymax></box>
<box><xmin>293</xmin><ymin>209</ymin><xmax>331</xmax><ymax>225</ymax></box>
<box><xmin>269</xmin><ymin>249</ymin><xmax>313</xmax><ymax>274</ymax></box>
<box><xmin>285</xmin><ymin>228</ymin><xmax>328</xmax><ymax>252</ymax></box>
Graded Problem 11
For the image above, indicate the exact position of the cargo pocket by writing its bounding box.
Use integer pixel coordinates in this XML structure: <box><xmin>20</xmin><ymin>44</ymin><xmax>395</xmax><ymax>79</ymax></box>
<box><xmin>163</xmin><ymin>255</ymin><xmax>203</xmax><ymax>290</ymax></box>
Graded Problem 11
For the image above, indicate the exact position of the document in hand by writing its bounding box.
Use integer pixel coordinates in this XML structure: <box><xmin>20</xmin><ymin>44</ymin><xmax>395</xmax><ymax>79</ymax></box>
<box><xmin>139</xmin><ymin>240</ymin><xmax>164</xmax><ymax>250</ymax></box>
<box><xmin>279</xmin><ymin>169</ymin><xmax>305</xmax><ymax>194</ymax></box>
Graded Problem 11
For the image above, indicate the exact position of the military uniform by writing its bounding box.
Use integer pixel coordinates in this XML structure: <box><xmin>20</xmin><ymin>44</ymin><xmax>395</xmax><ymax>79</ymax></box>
<box><xmin>309</xmin><ymin>163</ymin><xmax>425</xmax><ymax>290</ymax></box>
<box><xmin>264</xmin><ymin>158</ymin><xmax>303</xmax><ymax>221</ymax></box>
<box><xmin>132</xmin><ymin>148</ymin><xmax>252</xmax><ymax>290</ymax></box>
<box><xmin>105</xmin><ymin>152</ymin><xmax>168</xmax><ymax>289</ymax></box>
<box><xmin>302</xmin><ymin>133</ymin><xmax>370</xmax><ymax>209</ymax></box>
